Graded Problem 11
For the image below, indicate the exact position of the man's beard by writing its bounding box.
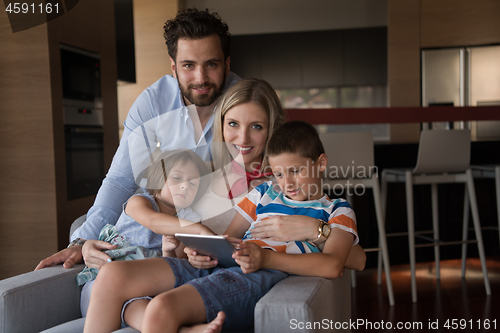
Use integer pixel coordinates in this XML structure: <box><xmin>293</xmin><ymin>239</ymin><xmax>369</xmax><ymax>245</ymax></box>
<box><xmin>177</xmin><ymin>69</ymin><xmax>226</xmax><ymax>107</ymax></box>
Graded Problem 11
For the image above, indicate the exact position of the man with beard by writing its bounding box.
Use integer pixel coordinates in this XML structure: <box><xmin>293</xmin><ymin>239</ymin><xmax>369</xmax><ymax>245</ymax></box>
<box><xmin>36</xmin><ymin>8</ymin><xmax>240</xmax><ymax>272</ymax></box>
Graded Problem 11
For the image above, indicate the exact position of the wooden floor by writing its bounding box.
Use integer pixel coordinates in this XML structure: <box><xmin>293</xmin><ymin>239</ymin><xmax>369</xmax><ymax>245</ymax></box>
<box><xmin>352</xmin><ymin>256</ymin><xmax>500</xmax><ymax>332</ymax></box>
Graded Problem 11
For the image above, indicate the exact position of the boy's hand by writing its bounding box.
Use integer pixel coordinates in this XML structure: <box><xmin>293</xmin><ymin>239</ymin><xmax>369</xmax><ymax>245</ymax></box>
<box><xmin>184</xmin><ymin>247</ymin><xmax>218</xmax><ymax>269</ymax></box>
<box><xmin>232</xmin><ymin>242</ymin><xmax>269</xmax><ymax>274</ymax></box>
<box><xmin>162</xmin><ymin>235</ymin><xmax>180</xmax><ymax>256</ymax></box>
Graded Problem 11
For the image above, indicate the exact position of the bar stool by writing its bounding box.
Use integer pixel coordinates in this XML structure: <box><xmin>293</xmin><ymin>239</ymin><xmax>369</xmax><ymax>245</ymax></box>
<box><xmin>461</xmin><ymin>164</ymin><xmax>500</xmax><ymax>276</ymax></box>
<box><xmin>380</xmin><ymin>129</ymin><xmax>491</xmax><ymax>303</ymax></box>
<box><xmin>320</xmin><ymin>132</ymin><xmax>395</xmax><ymax>306</ymax></box>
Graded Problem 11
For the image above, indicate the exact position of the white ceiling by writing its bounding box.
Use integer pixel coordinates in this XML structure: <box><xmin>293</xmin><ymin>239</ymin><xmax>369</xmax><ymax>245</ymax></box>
<box><xmin>185</xmin><ymin>0</ymin><xmax>387</xmax><ymax>35</ymax></box>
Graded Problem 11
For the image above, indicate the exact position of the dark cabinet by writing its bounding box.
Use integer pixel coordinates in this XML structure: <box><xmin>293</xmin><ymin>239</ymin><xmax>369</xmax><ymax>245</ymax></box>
<box><xmin>260</xmin><ymin>33</ymin><xmax>302</xmax><ymax>88</ymax></box>
<box><xmin>301</xmin><ymin>30</ymin><xmax>344</xmax><ymax>87</ymax></box>
<box><xmin>114</xmin><ymin>0</ymin><xmax>136</xmax><ymax>83</ymax></box>
<box><xmin>344</xmin><ymin>28</ymin><xmax>387</xmax><ymax>85</ymax></box>
<box><xmin>231</xmin><ymin>27</ymin><xmax>387</xmax><ymax>88</ymax></box>
<box><xmin>229</xmin><ymin>35</ymin><xmax>262</xmax><ymax>79</ymax></box>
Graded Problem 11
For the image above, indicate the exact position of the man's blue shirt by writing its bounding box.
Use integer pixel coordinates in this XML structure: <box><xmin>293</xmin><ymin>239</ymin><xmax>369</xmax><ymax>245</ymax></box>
<box><xmin>72</xmin><ymin>72</ymin><xmax>240</xmax><ymax>241</ymax></box>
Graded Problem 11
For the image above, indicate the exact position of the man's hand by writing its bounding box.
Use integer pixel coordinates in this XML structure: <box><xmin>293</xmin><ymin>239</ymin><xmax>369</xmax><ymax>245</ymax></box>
<box><xmin>184</xmin><ymin>247</ymin><xmax>218</xmax><ymax>269</ymax></box>
<box><xmin>232</xmin><ymin>242</ymin><xmax>269</xmax><ymax>274</ymax></box>
<box><xmin>82</xmin><ymin>239</ymin><xmax>118</xmax><ymax>270</ymax></box>
<box><xmin>249</xmin><ymin>215</ymin><xmax>319</xmax><ymax>242</ymax></box>
<box><xmin>34</xmin><ymin>246</ymin><xmax>84</xmax><ymax>270</ymax></box>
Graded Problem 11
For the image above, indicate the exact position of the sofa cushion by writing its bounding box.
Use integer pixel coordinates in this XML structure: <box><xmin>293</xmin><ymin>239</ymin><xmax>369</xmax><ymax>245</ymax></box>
<box><xmin>0</xmin><ymin>265</ymin><xmax>84</xmax><ymax>333</ymax></box>
<box><xmin>40</xmin><ymin>318</ymin><xmax>140</xmax><ymax>333</ymax></box>
<box><xmin>254</xmin><ymin>275</ymin><xmax>351</xmax><ymax>333</ymax></box>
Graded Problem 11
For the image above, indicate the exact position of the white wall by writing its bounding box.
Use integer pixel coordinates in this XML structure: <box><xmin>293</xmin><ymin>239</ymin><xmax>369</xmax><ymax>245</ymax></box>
<box><xmin>186</xmin><ymin>0</ymin><xmax>387</xmax><ymax>35</ymax></box>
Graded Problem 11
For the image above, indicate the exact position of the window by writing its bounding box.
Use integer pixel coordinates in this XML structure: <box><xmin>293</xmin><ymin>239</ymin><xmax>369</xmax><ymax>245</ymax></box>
<box><xmin>277</xmin><ymin>85</ymin><xmax>389</xmax><ymax>141</ymax></box>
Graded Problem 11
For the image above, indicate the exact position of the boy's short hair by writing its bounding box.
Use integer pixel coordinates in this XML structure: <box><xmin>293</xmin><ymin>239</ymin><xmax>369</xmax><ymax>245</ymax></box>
<box><xmin>144</xmin><ymin>149</ymin><xmax>210</xmax><ymax>205</ymax></box>
<box><xmin>163</xmin><ymin>8</ymin><xmax>231</xmax><ymax>62</ymax></box>
<box><xmin>266</xmin><ymin>121</ymin><xmax>325</xmax><ymax>162</ymax></box>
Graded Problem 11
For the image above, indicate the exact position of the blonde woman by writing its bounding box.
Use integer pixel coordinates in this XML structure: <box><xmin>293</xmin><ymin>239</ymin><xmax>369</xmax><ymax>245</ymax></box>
<box><xmin>193</xmin><ymin>78</ymin><xmax>285</xmax><ymax>234</ymax></box>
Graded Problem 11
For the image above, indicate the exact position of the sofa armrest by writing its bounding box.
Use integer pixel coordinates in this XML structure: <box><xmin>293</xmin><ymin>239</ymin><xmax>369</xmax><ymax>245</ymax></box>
<box><xmin>0</xmin><ymin>264</ymin><xmax>84</xmax><ymax>333</ymax></box>
<box><xmin>254</xmin><ymin>271</ymin><xmax>351</xmax><ymax>333</ymax></box>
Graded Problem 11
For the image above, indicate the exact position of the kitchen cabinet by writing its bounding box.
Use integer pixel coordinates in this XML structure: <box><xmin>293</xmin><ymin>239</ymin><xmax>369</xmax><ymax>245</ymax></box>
<box><xmin>231</xmin><ymin>27</ymin><xmax>387</xmax><ymax>89</ymax></box>
<box><xmin>260</xmin><ymin>33</ymin><xmax>302</xmax><ymax>88</ymax></box>
<box><xmin>344</xmin><ymin>28</ymin><xmax>387</xmax><ymax>85</ymax></box>
<box><xmin>229</xmin><ymin>35</ymin><xmax>262</xmax><ymax>79</ymax></box>
<box><xmin>301</xmin><ymin>30</ymin><xmax>343</xmax><ymax>87</ymax></box>
<box><xmin>115</xmin><ymin>0</ymin><xmax>136</xmax><ymax>83</ymax></box>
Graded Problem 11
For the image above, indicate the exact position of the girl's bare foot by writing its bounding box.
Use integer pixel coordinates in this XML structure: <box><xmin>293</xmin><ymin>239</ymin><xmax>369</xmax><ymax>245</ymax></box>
<box><xmin>203</xmin><ymin>312</ymin><xmax>225</xmax><ymax>333</ymax></box>
<box><xmin>180</xmin><ymin>311</ymin><xmax>226</xmax><ymax>333</ymax></box>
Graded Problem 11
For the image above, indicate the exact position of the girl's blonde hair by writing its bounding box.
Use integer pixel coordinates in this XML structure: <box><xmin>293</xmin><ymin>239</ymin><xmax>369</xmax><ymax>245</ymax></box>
<box><xmin>143</xmin><ymin>149</ymin><xmax>210</xmax><ymax>205</ymax></box>
<box><xmin>212</xmin><ymin>78</ymin><xmax>286</xmax><ymax>171</ymax></box>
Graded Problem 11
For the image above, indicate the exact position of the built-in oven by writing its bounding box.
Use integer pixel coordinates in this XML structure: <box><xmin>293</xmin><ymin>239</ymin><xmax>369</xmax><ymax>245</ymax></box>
<box><xmin>64</xmin><ymin>105</ymin><xmax>105</xmax><ymax>200</ymax></box>
<box><xmin>61</xmin><ymin>45</ymin><xmax>105</xmax><ymax>200</ymax></box>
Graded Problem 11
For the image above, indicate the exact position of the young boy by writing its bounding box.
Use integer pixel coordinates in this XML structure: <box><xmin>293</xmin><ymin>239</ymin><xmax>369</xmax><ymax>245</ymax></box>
<box><xmin>227</xmin><ymin>120</ymin><xmax>365</xmax><ymax>277</ymax></box>
<box><xmin>83</xmin><ymin>121</ymin><xmax>365</xmax><ymax>333</ymax></box>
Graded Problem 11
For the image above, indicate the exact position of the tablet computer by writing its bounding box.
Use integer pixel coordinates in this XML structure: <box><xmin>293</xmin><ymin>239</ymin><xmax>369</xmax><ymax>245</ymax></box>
<box><xmin>175</xmin><ymin>233</ymin><xmax>238</xmax><ymax>268</ymax></box>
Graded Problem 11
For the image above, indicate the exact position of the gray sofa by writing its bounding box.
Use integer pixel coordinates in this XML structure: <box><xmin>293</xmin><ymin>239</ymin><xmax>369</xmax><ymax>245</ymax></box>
<box><xmin>0</xmin><ymin>217</ymin><xmax>352</xmax><ymax>333</ymax></box>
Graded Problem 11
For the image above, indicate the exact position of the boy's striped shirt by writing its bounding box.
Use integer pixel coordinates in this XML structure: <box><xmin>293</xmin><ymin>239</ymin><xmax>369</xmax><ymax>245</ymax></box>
<box><xmin>235</xmin><ymin>181</ymin><xmax>358</xmax><ymax>254</ymax></box>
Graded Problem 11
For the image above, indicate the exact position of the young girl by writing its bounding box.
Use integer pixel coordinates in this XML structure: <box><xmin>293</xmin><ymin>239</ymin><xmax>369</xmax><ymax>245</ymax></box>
<box><xmin>78</xmin><ymin>149</ymin><xmax>213</xmax><ymax>314</ymax></box>
<box><xmin>113</xmin><ymin>148</ymin><xmax>212</xmax><ymax>257</ymax></box>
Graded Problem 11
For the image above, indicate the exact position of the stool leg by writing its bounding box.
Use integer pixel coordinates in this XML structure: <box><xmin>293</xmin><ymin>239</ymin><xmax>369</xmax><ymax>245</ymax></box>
<box><xmin>373</xmin><ymin>176</ymin><xmax>395</xmax><ymax>306</ymax></box>
<box><xmin>461</xmin><ymin>188</ymin><xmax>470</xmax><ymax>278</ymax></box>
<box><xmin>346</xmin><ymin>193</ymin><xmax>356</xmax><ymax>288</ymax></box>
<box><xmin>377</xmin><ymin>242</ymin><xmax>383</xmax><ymax>285</ymax></box>
<box><xmin>405</xmin><ymin>171</ymin><xmax>417</xmax><ymax>302</ymax></box>
<box><xmin>431</xmin><ymin>183</ymin><xmax>440</xmax><ymax>280</ymax></box>
<box><xmin>378</xmin><ymin>173</ymin><xmax>389</xmax><ymax>285</ymax></box>
<box><xmin>496</xmin><ymin>167</ymin><xmax>500</xmax><ymax>250</ymax></box>
<box><xmin>466</xmin><ymin>169</ymin><xmax>491</xmax><ymax>295</ymax></box>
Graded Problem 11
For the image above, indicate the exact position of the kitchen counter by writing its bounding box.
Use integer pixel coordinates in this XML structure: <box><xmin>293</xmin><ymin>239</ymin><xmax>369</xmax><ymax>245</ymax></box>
<box><xmin>285</xmin><ymin>105</ymin><xmax>500</xmax><ymax>124</ymax></box>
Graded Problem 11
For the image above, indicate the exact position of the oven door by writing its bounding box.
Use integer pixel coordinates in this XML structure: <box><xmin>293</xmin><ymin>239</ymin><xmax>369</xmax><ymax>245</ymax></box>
<box><xmin>65</xmin><ymin>125</ymin><xmax>105</xmax><ymax>200</ymax></box>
